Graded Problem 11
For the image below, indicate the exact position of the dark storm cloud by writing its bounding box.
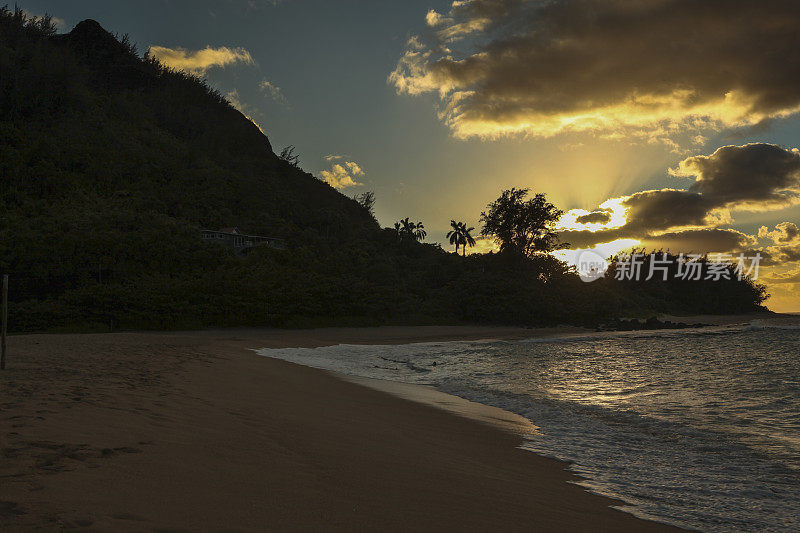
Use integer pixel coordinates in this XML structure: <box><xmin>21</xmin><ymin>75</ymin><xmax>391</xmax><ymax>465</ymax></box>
<box><xmin>740</xmin><ymin>248</ymin><xmax>778</xmax><ymax>267</ymax></box>
<box><xmin>558</xmin><ymin>188</ymin><xmax>721</xmax><ymax>248</ymax></box>
<box><xmin>558</xmin><ymin>228</ymin><xmax>627</xmax><ymax>249</ymax></box>
<box><xmin>639</xmin><ymin>229</ymin><xmax>756</xmax><ymax>254</ymax></box>
<box><xmin>780</xmin><ymin>224</ymin><xmax>800</xmax><ymax>242</ymax></box>
<box><xmin>771</xmin><ymin>244</ymin><xmax>800</xmax><ymax>263</ymax></box>
<box><xmin>621</xmin><ymin>190</ymin><xmax>714</xmax><ymax>232</ymax></box>
<box><xmin>391</xmin><ymin>0</ymin><xmax>800</xmax><ymax>138</ymax></box>
<box><xmin>760</xmin><ymin>222</ymin><xmax>800</xmax><ymax>244</ymax></box>
<box><xmin>558</xmin><ymin>226</ymin><xmax>755</xmax><ymax>253</ymax></box>
<box><xmin>574</xmin><ymin>209</ymin><xmax>612</xmax><ymax>225</ymax></box>
<box><xmin>558</xmin><ymin>144</ymin><xmax>800</xmax><ymax>251</ymax></box>
<box><xmin>674</xmin><ymin>144</ymin><xmax>800</xmax><ymax>208</ymax></box>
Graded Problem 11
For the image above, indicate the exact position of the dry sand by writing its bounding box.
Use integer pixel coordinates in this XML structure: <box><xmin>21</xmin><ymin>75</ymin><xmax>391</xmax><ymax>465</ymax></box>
<box><xmin>1</xmin><ymin>326</ymin><xmax>681</xmax><ymax>531</ymax></box>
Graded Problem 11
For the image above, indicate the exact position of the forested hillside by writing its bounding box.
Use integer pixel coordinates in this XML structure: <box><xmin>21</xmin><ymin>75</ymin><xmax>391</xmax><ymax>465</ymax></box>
<box><xmin>0</xmin><ymin>8</ymin><xmax>768</xmax><ymax>332</ymax></box>
<box><xmin>0</xmin><ymin>10</ymin><xmax>385</xmax><ymax>330</ymax></box>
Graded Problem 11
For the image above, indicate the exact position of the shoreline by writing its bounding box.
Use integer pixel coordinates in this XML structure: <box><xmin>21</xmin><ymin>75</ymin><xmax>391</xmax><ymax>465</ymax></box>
<box><xmin>1</xmin><ymin>326</ymin><xmax>682</xmax><ymax>531</ymax></box>
<box><xmin>658</xmin><ymin>310</ymin><xmax>795</xmax><ymax>326</ymax></box>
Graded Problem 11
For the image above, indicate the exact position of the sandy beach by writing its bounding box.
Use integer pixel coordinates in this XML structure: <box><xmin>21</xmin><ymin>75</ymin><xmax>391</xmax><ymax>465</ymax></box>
<box><xmin>0</xmin><ymin>326</ymin><xmax>682</xmax><ymax>531</ymax></box>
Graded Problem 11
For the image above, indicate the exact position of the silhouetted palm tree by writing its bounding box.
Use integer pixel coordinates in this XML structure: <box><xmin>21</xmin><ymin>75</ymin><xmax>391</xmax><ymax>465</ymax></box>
<box><xmin>447</xmin><ymin>220</ymin><xmax>476</xmax><ymax>255</ymax></box>
<box><xmin>459</xmin><ymin>222</ymin><xmax>476</xmax><ymax>256</ymax></box>
<box><xmin>447</xmin><ymin>220</ymin><xmax>461</xmax><ymax>254</ymax></box>
<box><xmin>414</xmin><ymin>221</ymin><xmax>426</xmax><ymax>242</ymax></box>
<box><xmin>394</xmin><ymin>218</ymin><xmax>426</xmax><ymax>243</ymax></box>
<box><xmin>400</xmin><ymin>217</ymin><xmax>414</xmax><ymax>237</ymax></box>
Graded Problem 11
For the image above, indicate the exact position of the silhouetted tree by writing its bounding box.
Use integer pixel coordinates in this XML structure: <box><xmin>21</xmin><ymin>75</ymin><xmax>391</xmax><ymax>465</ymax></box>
<box><xmin>603</xmin><ymin>250</ymin><xmax>769</xmax><ymax>313</ymax></box>
<box><xmin>480</xmin><ymin>188</ymin><xmax>564</xmax><ymax>257</ymax></box>
<box><xmin>394</xmin><ymin>218</ymin><xmax>426</xmax><ymax>243</ymax></box>
<box><xmin>119</xmin><ymin>33</ymin><xmax>138</xmax><ymax>57</ymax></box>
<box><xmin>459</xmin><ymin>222</ymin><xmax>476</xmax><ymax>256</ymax></box>
<box><xmin>447</xmin><ymin>220</ymin><xmax>476</xmax><ymax>256</ymax></box>
<box><xmin>447</xmin><ymin>220</ymin><xmax>462</xmax><ymax>254</ymax></box>
<box><xmin>3</xmin><ymin>6</ymin><xmax>57</xmax><ymax>36</ymax></box>
<box><xmin>279</xmin><ymin>145</ymin><xmax>300</xmax><ymax>168</ymax></box>
<box><xmin>414</xmin><ymin>221</ymin><xmax>427</xmax><ymax>242</ymax></box>
<box><xmin>353</xmin><ymin>191</ymin><xmax>376</xmax><ymax>218</ymax></box>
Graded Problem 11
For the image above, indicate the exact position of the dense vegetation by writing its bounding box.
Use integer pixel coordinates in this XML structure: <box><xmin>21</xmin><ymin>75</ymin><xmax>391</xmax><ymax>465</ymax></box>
<box><xmin>0</xmin><ymin>8</ymin><xmax>768</xmax><ymax>332</ymax></box>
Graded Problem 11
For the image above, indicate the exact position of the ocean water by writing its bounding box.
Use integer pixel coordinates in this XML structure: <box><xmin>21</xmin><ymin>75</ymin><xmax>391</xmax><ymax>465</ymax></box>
<box><xmin>256</xmin><ymin>318</ymin><xmax>800</xmax><ymax>532</ymax></box>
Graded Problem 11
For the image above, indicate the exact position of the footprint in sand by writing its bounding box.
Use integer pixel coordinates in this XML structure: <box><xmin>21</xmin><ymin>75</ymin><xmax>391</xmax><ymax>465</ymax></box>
<box><xmin>0</xmin><ymin>500</ymin><xmax>26</xmax><ymax>518</ymax></box>
<box><xmin>112</xmin><ymin>512</ymin><xmax>145</xmax><ymax>521</ymax></box>
<box><xmin>100</xmin><ymin>446</ymin><xmax>142</xmax><ymax>457</ymax></box>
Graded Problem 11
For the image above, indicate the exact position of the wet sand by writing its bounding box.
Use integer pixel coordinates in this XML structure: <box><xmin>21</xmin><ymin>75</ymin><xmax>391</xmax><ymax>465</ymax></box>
<box><xmin>0</xmin><ymin>326</ymin><xmax>681</xmax><ymax>531</ymax></box>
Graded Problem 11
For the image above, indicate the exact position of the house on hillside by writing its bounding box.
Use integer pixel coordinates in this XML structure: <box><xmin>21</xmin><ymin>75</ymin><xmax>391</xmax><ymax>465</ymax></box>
<box><xmin>201</xmin><ymin>227</ymin><xmax>285</xmax><ymax>254</ymax></box>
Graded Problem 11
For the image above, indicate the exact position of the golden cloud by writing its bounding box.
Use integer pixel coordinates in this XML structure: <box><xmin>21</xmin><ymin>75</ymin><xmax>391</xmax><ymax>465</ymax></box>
<box><xmin>320</xmin><ymin>161</ymin><xmax>365</xmax><ymax>189</ymax></box>
<box><xmin>759</xmin><ymin>222</ymin><xmax>800</xmax><ymax>244</ymax></box>
<box><xmin>557</xmin><ymin>144</ymin><xmax>800</xmax><ymax>253</ymax></box>
<box><xmin>467</xmin><ymin>236</ymin><xmax>499</xmax><ymax>255</ymax></box>
<box><xmin>148</xmin><ymin>45</ymin><xmax>254</xmax><ymax>75</ymax></box>
<box><xmin>549</xmin><ymin>142</ymin><xmax>800</xmax><ymax>308</ymax></box>
<box><xmin>390</xmin><ymin>0</ymin><xmax>800</xmax><ymax>140</ymax></box>
<box><xmin>23</xmin><ymin>10</ymin><xmax>66</xmax><ymax>30</ymax></box>
<box><xmin>764</xmin><ymin>267</ymin><xmax>800</xmax><ymax>284</ymax></box>
<box><xmin>259</xmin><ymin>79</ymin><xmax>288</xmax><ymax>106</ymax></box>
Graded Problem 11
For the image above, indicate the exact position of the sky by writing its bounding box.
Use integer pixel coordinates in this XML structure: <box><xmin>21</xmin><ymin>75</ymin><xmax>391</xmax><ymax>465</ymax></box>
<box><xmin>22</xmin><ymin>0</ymin><xmax>800</xmax><ymax>311</ymax></box>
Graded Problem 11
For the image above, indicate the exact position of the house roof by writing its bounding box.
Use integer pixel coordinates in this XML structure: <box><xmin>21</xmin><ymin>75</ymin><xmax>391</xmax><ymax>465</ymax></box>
<box><xmin>218</xmin><ymin>227</ymin><xmax>240</xmax><ymax>234</ymax></box>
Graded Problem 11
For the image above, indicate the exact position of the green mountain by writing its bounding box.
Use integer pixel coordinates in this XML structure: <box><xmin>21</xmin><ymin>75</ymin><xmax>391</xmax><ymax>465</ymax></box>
<box><xmin>0</xmin><ymin>9</ymin><xmax>767</xmax><ymax>332</ymax></box>
<box><xmin>0</xmin><ymin>11</ymin><xmax>389</xmax><ymax>330</ymax></box>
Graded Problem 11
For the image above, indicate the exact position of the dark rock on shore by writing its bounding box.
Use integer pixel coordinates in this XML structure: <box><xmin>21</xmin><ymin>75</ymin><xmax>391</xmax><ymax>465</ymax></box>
<box><xmin>597</xmin><ymin>317</ymin><xmax>709</xmax><ymax>332</ymax></box>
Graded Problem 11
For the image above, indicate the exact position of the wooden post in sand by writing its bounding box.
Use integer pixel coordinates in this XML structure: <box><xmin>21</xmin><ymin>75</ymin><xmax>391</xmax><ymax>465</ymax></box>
<box><xmin>1</xmin><ymin>274</ymin><xmax>7</xmax><ymax>370</ymax></box>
